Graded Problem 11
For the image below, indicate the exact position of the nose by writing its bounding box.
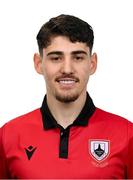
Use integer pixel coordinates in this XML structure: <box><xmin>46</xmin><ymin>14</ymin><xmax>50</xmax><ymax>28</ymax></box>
<box><xmin>60</xmin><ymin>58</ymin><xmax>74</xmax><ymax>74</ymax></box>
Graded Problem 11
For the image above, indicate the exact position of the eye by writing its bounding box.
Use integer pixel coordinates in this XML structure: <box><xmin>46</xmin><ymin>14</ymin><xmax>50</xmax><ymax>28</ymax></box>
<box><xmin>49</xmin><ymin>56</ymin><xmax>61</xmax><ymax>61</ymax></box>
<box><xmin>74</xmin><ymin>55</ymin><xmax>84</xmax><ymax>61</ymax></box>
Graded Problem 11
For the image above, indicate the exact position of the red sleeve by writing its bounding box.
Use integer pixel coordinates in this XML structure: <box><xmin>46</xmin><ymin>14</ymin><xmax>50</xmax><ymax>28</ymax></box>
<box><xmin>0</xmin><ymin>126</ymin><xmax>10</xmax><ymax>179</ymax></box>
<box><xmin>127</xmin><ymin>121</ymin><xmax>133</xmax><ymax>178</ymax></box>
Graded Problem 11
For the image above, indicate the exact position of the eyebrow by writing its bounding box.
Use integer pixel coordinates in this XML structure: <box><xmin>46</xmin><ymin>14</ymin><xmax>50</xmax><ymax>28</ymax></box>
<box><xmin>47</xmin><ymin>51</ymin><xmax>63</xmax><ymax>56</ymax></box>
<box><xmin>71</xmin><ymin>50</ymin><xmax>88</xmax><ymax>55</ymax></box>
<box><xmin>46</xmin><ymin>50</ymin><xmax>88</xmax><ymax>56</ymax></box>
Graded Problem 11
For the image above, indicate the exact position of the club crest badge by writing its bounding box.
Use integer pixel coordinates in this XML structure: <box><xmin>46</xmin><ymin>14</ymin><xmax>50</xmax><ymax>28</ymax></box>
<box><xmin>89</xmin><ymin>140</ymin><xmax>110</xmax><ymax>161</ymax></box>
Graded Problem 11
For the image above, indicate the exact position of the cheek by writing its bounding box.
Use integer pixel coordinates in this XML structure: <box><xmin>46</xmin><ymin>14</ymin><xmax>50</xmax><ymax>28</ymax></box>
<box><xmin>43</xmin><ymin>70</ymin><xmax>53</xmax><ymax>82</ymax></box>
<box><xmin>42</xmin><ymin>64</ymin><xmax>57</xmax><ymax>82</ymax></box>
<box><xmin>79</xmin><ymin>65</ymin><xmax>90</xmax><ymax>80</ymax></box>
<box><xmin>82</xmin><ymin>72</ymin><xmax>90</xmax><ymax>82</ymax></box>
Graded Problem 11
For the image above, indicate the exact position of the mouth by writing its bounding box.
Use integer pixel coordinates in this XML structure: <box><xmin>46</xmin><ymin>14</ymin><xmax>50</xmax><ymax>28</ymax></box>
<box><xmin>58</xmin><ymin>79</ymin><xmax>76</xmax><ymax>84</ymax></box>
<box><xmin>56</xmin><ymin>77</ymin><xmax>79</xmax><ymax>88</ymax></box>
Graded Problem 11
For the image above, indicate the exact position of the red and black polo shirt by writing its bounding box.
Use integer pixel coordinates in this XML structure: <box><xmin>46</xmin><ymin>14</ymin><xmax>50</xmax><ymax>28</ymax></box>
<box><xmin>40</xmin><ymin>93</ymin><xmax>96</xmax><ymax>159</ymax></box>
<box><xmin>0</xmin><ymin>93</ymin><xmax>133</xmax><ymax>179</ymax></box>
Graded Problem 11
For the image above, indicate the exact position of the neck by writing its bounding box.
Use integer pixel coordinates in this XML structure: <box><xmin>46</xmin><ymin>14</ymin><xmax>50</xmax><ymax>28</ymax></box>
<box><xmin>46</xmin><ymin>92</ymin><xmax>87</xmax><ymax>129</ymax></box>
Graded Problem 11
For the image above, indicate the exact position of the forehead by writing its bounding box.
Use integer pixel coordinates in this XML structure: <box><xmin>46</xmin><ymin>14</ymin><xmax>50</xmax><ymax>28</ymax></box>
<box><xmin>43</xmin><ymin>36</ymin><xmax>90</xmax><ymax>55</ymax></box>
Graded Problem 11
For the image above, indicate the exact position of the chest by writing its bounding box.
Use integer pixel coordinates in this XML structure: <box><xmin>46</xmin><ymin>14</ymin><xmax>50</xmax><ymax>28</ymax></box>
<box><xmin>5</xmin><ymin>126</ymin><xmax>127</xmax><ymax>178</ymax></box>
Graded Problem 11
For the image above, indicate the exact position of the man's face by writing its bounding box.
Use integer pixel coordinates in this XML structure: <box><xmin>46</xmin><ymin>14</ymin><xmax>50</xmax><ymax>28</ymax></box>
<box><xmin>34</xmin><ymin>36</ymin><xmax>97</xmax><ymax>103</ymax></box>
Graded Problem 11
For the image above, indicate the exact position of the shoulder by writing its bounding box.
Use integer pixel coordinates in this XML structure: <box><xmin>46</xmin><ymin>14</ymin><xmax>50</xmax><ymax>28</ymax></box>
<box><xmin>0</xmin><ymin>109</ymin><xmax>43</xmax><ymax>159</ymax></box>
<box><xmin>90</xmin><ymin>108</ymin><xmax>133</xmax><ymax>145</ymax></box>
<box><xmin>93</xmin><ymin>107</ymin><xmax>133</xmax><ymax>135</ymax></box>
<box><xmin>95</xmin><ymin>107</ymin><xmax>132</xmax><ymax>124</ymax></box>
<box><xmin>0</xmin><ymin>109</ymin><xmax>43</xmax><ymax>148</ymax></box>
<box><xmin>0</xmin><ymin>108</ymin><xmax>42</xmax><ymax>134</ymax></box>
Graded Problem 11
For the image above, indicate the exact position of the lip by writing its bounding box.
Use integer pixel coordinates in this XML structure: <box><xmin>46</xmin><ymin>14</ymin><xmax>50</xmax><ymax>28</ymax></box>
<box><xmin>56</xmin><ymin>77</ymin><xmax>79</xmax><ymax>82</ymax></box>
<box><xmin>56</xmin><ymin>78</ymin><xmax>78</xmax><ymax>89</ymax></box>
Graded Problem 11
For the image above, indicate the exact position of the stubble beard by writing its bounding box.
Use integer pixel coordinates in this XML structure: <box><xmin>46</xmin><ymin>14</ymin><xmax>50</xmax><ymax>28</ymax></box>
<box><xmin>55</xmin><ymin>91</ymin><xmax>79</xmax><ymax>103</ymax></box>
<box><xmin>52</xmin><ymin>82</ymin><xmax>86</xmax><ymax>103</ymax></box>
<box><xmin>51</xmin><ymin>74</ymin><xmax>82</xmax><ymax>103</ymax></box>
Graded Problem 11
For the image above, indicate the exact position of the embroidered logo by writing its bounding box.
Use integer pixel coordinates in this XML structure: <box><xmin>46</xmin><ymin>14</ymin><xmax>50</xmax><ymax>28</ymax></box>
<box><xmin>25</xmin><ymin>146</ymin><xmax>37</xmax><ymax>160</ymax></box>
<box><xmin>89</xmin><ymin>140</ymin><xmax>109</xmax><ymax>161</ymax></box>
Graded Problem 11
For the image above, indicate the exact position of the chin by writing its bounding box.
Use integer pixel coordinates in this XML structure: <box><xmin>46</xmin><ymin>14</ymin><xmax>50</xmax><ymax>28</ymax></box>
<box><xmin>55</xmin><ymin>92</ymin><xmax>79</xmax><ymax>103</ymax></box>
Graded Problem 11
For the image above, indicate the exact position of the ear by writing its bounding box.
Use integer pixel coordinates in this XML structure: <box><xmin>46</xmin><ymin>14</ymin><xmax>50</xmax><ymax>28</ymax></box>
<box><xmin>33</xmin><ymin>53</ymin><xmax>43</xmax><ymax>75</ymax></box>
<box><xmin>89</xmin><ymin>52</ymin><xmax>97</xmax><ymax>75</ymax></box>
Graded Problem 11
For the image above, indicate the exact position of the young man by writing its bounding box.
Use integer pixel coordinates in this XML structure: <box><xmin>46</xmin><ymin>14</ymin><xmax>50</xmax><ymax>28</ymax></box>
<box><xmin>0</xmin><ymin>14</ymin><xmax>133</xmax><ymax>179</ymax></box>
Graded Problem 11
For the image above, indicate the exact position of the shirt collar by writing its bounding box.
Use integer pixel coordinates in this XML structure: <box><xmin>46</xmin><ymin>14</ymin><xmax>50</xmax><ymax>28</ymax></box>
<box><xmin>40</xmin><ymin>92</ymin><xmax>96</xmax><ymax>130</ymax></box>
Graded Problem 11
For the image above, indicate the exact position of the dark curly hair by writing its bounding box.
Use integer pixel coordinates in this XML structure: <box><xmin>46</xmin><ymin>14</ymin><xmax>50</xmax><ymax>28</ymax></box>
<box><xmin>36</xmin><ymin>14</ymin><xmax>94</xmax><ymax>56</ymax></box>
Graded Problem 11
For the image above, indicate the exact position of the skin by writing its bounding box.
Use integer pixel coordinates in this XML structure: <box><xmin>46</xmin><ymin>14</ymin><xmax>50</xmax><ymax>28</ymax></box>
<box><xmin>34</xmin><ymin>36</ymin><xmax>97</xmax><ymax>128</ymax></box>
